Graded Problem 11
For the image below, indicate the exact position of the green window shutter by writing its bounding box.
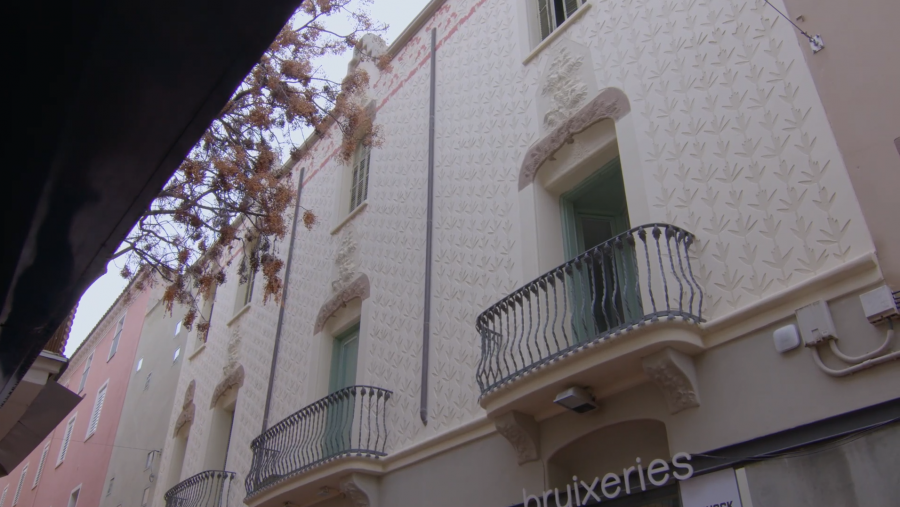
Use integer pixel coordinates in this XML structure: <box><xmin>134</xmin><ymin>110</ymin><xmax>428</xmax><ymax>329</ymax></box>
<box><xmin>538</xmin><ymin>0</ymin><xmax>553</xmax><ymax>40</ymax></box>
<box><xmin>329</xmin><ymin>325</ymin><xmax>359</xmax><ymax>393</ymax></box>
<box><xmin>564</xmin><ymin>0</ymin><xmax>580</xmax><ymax>19</ymax></box>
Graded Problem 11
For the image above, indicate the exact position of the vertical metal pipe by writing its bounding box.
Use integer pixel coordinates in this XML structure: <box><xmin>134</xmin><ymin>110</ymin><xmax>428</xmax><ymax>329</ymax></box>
<box><xmin>262</xmin><ymin>166</ymin><xmax>306</xmax><ymax>432</ymax></box>
<box><xmin>421</xmin><ymin>28</ymin><xmax>437</xmax><ymax>425</ymax></box>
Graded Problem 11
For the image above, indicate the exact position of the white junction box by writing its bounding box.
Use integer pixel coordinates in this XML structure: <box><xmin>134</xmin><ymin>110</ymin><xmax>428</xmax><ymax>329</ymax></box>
<box><xmin>859</xmin><ymin>285</ymin><xmax>899</xmax><ymax>323</ymax></box>
<box><xmin>773</xmin><ymin>324</ymin><xmax>801</xmax><ymax>353</ymax></box>
<box><xmin>795</xmin><ymin>300</ymin><xmax>837</xmax><ymax>346</ymax></box>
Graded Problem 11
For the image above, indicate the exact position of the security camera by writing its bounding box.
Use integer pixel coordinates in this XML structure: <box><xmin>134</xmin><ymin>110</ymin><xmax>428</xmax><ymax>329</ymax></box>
<box><xmin>554</xmin><ymin>386</ymin><xmax>597</xmax><ymax>413</ymax></box>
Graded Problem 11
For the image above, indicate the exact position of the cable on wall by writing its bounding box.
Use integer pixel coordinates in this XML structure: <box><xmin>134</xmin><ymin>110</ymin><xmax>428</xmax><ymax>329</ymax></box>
<box><xmin>763</xmin><ymin>0</ymin><xmax>825</xmax><ymax>53</ymax></box>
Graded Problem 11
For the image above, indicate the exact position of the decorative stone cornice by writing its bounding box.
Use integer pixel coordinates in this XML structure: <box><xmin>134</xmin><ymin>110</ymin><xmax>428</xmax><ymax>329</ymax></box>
<box><xmin>174</xmin><ymin>380</ymin><xmax>197</xmax><ymax>436</ymax></box>
<box><xmin>210</xmin><ymin>364</ymin><xmax>244</xmax><ymax>409</ymax></box>
<box><xmin>519</xmin><ymin>87</ymin><xmax>630</xmax><ymax>190</ymax></box>
<box><xmin>494</xmin><ymin>411</ymin><xmax>541</xmax><ymax>465</ymax></box>
<box><xmin>314</xmin><ymin>273</ymin><xmax>371</xmax><ymax>334</ymax></box>
<box><xmin>642</xmin><ymin>348</ymin><xmax>701</xmax><ymax>414</ymax></box>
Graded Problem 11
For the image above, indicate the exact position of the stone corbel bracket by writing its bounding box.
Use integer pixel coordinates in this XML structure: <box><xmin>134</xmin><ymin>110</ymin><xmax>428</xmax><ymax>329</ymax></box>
<box><xmin>173</xmin><ymin>380</ymin><xmax>196</xmax><ymax>436</ymax></box>
<box><xmin>340</xmin><ymin>473</ymin><xmax>380</xmax><ymax>507</ymax></box>
<box><xmin>519</xmin><ymin>87</ymin><xmax>630</xmax><ymax>190</ymax></box>
<box><xmin>315</xmin><ymin>273</ymin><xmax>371</xmax><ymax>334</ymax></box>
<box><xmin>642</xmin><ymin>348</ymin><xmax>701</xmax><ymax>414</ymax></box>
<box><xmin>494</xmin><ymin>411</ymin><xmax>541</xmax><ymax>465</ymax></box>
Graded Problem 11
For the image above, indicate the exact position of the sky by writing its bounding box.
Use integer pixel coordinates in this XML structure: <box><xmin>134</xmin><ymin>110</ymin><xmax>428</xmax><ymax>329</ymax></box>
<box><xmin>64</xmin><ymin>0</ymin><xmax>432</xmax><ymax>357</ymax></box>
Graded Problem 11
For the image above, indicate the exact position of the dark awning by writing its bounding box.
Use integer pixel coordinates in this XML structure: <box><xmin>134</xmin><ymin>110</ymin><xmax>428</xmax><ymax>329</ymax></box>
<box><xmin>0</xmin><ymin>382</ymin><xmax>82</xmax><ymax>476</ymax></box>
<box><xmin>2</xmin><ymin>0</ymin><xmax>302</xmax><ymax>405</ymax></box>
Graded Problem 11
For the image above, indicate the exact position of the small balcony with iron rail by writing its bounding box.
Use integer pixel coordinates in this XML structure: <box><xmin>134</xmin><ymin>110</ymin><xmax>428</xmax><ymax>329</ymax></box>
<box><xmin>476</xmin><ymin>224</ymin><xmax>706</xmax><ymax>421</ymax></box>
<box><xmin>164</xmin><ymin>470</ymin><xmax>236</xmax><ymax>507</ymax></box>
<box><xmin>244</xmin><ymin>385</ymin><xmax>391</xmax><ymax>507</ymax></box>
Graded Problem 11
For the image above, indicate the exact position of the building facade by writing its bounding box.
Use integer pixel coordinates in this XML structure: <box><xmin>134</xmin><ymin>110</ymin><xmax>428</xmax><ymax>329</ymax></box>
<box><xmin>0</xmin><ymin>281</ymin><xmax>151</xmax><ymax>507</ymax></box>
<box><xmin>0</xmin><ymin>275</ymin><xmax>192</xmax><ymax>507</ymax></box>
<box><xmin>98</xmin><ymin>285</ymin><xmax>188</xmax><ymax>507</ymax></box>
<box><xmin>154</xmin><ymin>1</ymin><xmax>900</xmax><ymax>507</ymax></box>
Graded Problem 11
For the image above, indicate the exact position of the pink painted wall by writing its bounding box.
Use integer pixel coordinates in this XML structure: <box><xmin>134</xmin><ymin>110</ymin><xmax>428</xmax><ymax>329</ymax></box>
<box><xmin>0</xmin><ymin>287</ymin><xmax>151</xmax><ymax>507</ymax></box>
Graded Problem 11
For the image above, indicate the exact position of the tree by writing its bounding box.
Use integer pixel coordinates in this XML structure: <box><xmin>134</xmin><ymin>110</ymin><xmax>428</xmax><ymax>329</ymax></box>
<box><xmin>112</xmin><ymin>0</ymin><xmax>387</xmax><ymax>334</ymax></box>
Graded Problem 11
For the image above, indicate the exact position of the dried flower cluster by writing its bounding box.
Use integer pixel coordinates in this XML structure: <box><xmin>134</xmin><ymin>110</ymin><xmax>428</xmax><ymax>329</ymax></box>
<box><xmin>113</xmin><ymin>0</ymin><xmax>387</xmax><ymax>330</ymax></box>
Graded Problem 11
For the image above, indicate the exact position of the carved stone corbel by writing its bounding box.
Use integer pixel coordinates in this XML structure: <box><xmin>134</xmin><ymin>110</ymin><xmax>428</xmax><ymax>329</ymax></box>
<box><xmin>340</xmin><ymin>473</ymin><xmax>379</xmax><ymax>507</ymax></box>
<box><xmin>642</xmin><ymin>348</ymin><xmax>701</xmax><ymax>414</ymax></box>
<box><xmin>494</xmin><ymin>411</ymin><xmax>541</xmax><ymax>465</ymax></box>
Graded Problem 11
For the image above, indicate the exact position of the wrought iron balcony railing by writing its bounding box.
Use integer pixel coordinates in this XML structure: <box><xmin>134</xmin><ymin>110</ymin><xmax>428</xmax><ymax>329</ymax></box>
<box><xmin>245</xmin><ymin>385</ymin><xmax>392</xmax><ymax>496</ymax></box>
<box><xmin>475</xmin><ymin>223</ymin><xmax>703</xmax><ymax>395</ymax></box>
<box><xmin>164</xmin><ymin>470</ymin><xmax>236</xmax><ymax>507</ymax></box>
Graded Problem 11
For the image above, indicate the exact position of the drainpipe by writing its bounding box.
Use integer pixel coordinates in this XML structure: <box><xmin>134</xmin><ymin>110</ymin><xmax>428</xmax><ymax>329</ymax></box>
<box><xmin>261</xmin><ymin>166</ymin><xmax>306</xmax><ymax>432</ymax></box>
<box><xmin>421</xmin><ymin>28</ymin><xmax>437</xmax><ymax>425</ymax></box>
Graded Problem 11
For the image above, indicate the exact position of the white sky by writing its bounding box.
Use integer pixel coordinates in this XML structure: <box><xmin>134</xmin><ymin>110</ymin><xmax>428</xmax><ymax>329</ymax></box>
<box><xmin>65</xmin><ymin>0</ymin><xmax>431</xmax><ymax>357</ymax></box>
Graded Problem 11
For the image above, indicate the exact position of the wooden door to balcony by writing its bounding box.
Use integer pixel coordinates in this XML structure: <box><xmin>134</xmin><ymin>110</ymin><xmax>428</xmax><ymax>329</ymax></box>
<box><xmin>325</xmin><ymin>325</ymin><xmax>359</xmax><ymax>458</ymax></box>
<box><xmin>561</xmin><ymin>158</ymin><xmax>641</xmax><ymax>339</ymax></box>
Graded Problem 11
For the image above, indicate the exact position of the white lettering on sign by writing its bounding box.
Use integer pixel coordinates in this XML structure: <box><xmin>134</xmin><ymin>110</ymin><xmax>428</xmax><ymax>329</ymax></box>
<box><xmin>679</xmin><ymin>468</ymin><xmax>743</xmax><ymax>507</ymax></box>
<box><xmin>523</xmin><ymin>453</ymin><xmax>694</xmax><ymax>506</ymax></box>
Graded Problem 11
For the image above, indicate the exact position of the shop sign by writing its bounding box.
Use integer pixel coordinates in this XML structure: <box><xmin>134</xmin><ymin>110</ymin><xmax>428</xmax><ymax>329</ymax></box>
<box><xmin>523</xmin><ymin>452</ymin><xmax>694</xmax><ymax>506</ymax></box>
<box><xmin>678</xmin><ymin>468</ymin><xmax>743</xmax><ymax>507</ymax></box>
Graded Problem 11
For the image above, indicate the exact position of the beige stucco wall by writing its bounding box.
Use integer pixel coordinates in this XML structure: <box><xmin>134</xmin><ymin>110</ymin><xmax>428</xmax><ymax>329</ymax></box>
<box><xmin>780</xmin><ymin>0</ymin><xmax>900</xmax><ymax>287</ymax></box>
<box><xmin>154</xmin><ymin>1</ymin><xmax>898</xmax><ymax>506</ymax></box>
<box><xmin>153</xmin><ymin>252</ymin><xmax>281</xmax><ymax>507</ymax></box>
<box><xmin>267</xmin><ymin>0</ymin><xmax>879</xmax><ymax>454</ymax></box>
<box><xmin>100</xmin><ymin>286</ymin><xmax>187</xmax><ymax>507</ymax></box>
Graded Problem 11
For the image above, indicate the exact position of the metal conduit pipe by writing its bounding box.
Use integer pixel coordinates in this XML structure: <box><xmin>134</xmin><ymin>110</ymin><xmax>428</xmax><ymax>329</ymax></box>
<box><xmin>813</xmin><ymin>321</ymin><xmax>897</xmax><ymax>377</ymax></box>
<box><xmin>420</xmin><ymin>28</ymin><xmax>437</xmax><ymax>425</ymax></box>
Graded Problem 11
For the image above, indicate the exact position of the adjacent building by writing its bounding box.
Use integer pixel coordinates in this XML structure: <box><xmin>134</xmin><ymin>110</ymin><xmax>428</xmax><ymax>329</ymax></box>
<box><xmin>147</xmin><ymin>1</ymin><xmax>900</xmax><ymax>507</ymax></box>
<box><xmin>0</xmin><ymin>275</ymin><xmax>189</xmax><ymax>507</ymax></box>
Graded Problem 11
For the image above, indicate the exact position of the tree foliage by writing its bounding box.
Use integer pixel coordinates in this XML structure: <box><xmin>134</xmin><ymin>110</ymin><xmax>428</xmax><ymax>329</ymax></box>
<box><xmin>114</xmin><ymin>0</ymin><xmax>386</xmax><ymax>333</ymax></box>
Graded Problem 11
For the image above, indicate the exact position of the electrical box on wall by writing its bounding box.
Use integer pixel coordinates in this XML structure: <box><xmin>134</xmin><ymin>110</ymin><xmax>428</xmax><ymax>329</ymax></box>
<box><xmin>795</xmin><ymin>300</ymin><xmax>837</xmax><ymax>346</ymax></box>
<box><xmin>773</xmin><ymin>324</ymin><xmax>801</xmax><ymax>353</ymax></box>
<box><xmin>859</xmin><ymin>286</ymin><xmax>899</xmax><ymax>323</ymax></box>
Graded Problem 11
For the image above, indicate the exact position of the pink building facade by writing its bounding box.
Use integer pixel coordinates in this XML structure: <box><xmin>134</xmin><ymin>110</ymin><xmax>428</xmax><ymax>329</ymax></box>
<box><xmin>0</xmin><ymin>284</ymin><xmax>150</xmax><ymax>507</ymax></box>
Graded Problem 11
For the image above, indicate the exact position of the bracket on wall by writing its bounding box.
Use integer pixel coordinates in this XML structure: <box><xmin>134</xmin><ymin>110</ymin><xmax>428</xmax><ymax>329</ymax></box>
<box><xmin>340</xmin><ymin>473</ymin><xmax>380</xmax><ymax>507</ymax></box>
<box><xmin>494</xmin><ymin>411</ymin><xmax>541</xmax><ymax>465</ymax></box>
<box><xmin>642</xmin><ymin>348</ymin><xmax>701</xmax><ymax>414</ymax></box>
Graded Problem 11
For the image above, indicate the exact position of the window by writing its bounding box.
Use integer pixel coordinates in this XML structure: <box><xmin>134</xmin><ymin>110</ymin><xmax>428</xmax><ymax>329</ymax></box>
<box><xmin>12</xmin><ymin>464</ymin><xmax>27</xmax><ymax>505</ymax></box>
<box><xmin>57</xmin><ymin>415</ymin><xmax>76</xmax><ymax>466</ymax></box>
<box><xmin>78</xmin><ymin>352</ymin><xmax>93</xmax><ymax>393</ymax></box>
<box><xmin>198</xmin><ymin>284</ymin><xmax>218</xmax><ymax>343</ymax></box>
<box><xmin>145</xmin><ymin>451</ymin><xmax>155</xmax><ymax>470</ymax></box>
<box><xmin>329</xmin><ymin>325</ymin><xmax>360</xmax><ymax>393</ymax></box>
<box><xmin>141</xmin><ymin>487</ymin><xmax>150</xmax><ymax>507</ymax></box>
<box><xmin>234</xmin><ymin>239</ymin><xmax>258</xmax><ymax>315</ymax></box>
<box><xmin>33</xmin><ymin>443</ymin><xmax>49</xmax><ymax>488</ymax></box>
<box><xmin>108</xmin><ymin>315</ymin><xmax>125</xmax><ymax>361</ymax></box>
<box><xmin>173</xmin><ymin>348</ymin><xmax>181</xmax><ymax>362</ymax></box>
<box><xmin>1</xmin><ymin>485</ymin><xmax>8</xmax><ymax>507</ymax></box>
<box><xmin>66</xmin><ymin>486</ymin><xmax>80</xmax><ymax>507</ymax></box>
<box><xmin>537</xmin><ymin>0</ymin><xmax>585</xmax><ymax>40</ymax></box>
<box><xmin>349</xmin><ymin>143</ymin><xmax>371</xmax><ymax>212</ymax></box>
<box><xmin>106</xmin><ymin>477</ymin><xmax>114</xmax><ymax>496</ymax></box>
<box><xmin>144</xmin><ymin>372</ymin><xmax>152</xmax><ymax>391</ymax></box>
<box><xmin>136</xmin><ymin>358</ymin><xmax>143</xmax><ymax>372</ymax></box>
<box><xmin>175</xmin><ymin>321</ymin><xmax>182</xmax><ymax>336</ymax></box>
<box><xmin>86</xmin><ymin>382</ymin><xmax>108</xmax><ymax>439</ymax></box>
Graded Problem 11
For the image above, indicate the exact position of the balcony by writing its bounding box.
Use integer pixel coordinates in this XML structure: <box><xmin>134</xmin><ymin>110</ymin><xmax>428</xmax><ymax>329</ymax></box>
<box><xmin>164</xmin><ymin>470</ymin><xmax>236</xmax><ymax>507</ymax></box>
<box><xmin>245</xmin><ymin>386</ymin><xmax>392</xmax><ymax>501</ymax></box>
<box><xmin>475</xmin><ymin>224</ymin><xmax>705</xmax><ymax>417</ymax></box>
